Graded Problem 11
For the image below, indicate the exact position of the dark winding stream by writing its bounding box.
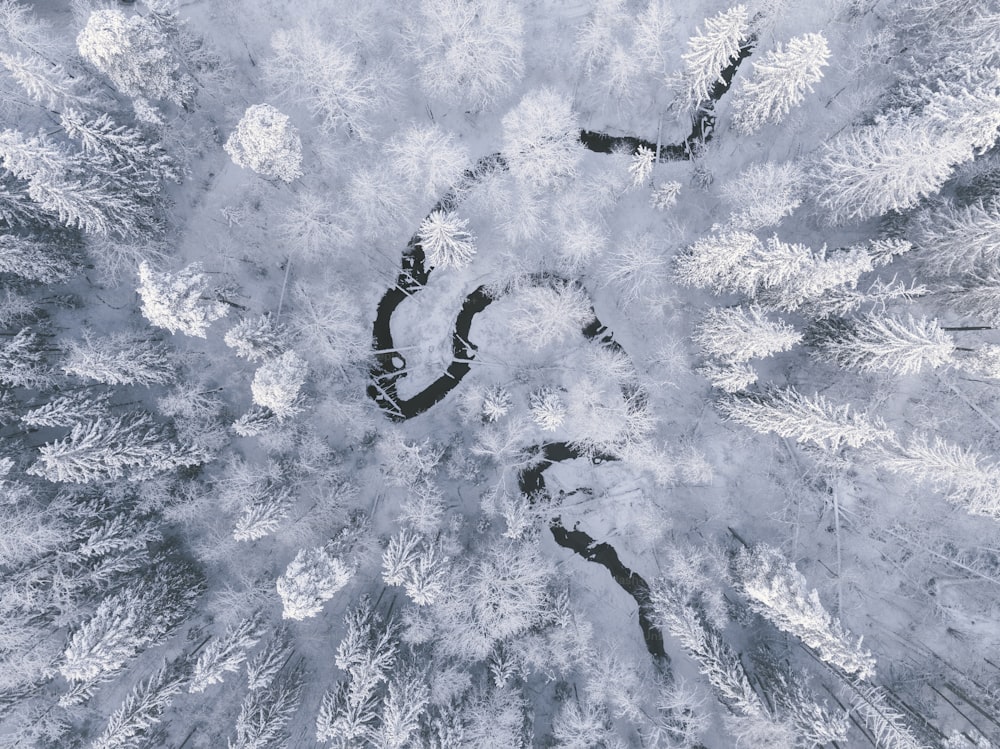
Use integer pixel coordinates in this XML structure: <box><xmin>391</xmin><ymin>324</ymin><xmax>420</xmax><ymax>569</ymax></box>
<box><xmin>367</xmin><ymin>42</ymin><xmax>754</xmax><ymax>662</ymax></box>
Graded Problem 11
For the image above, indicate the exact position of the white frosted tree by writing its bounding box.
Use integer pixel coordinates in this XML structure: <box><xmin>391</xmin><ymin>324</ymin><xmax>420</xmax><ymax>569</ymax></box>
<box><xmin>850</xmin><ymin>685</ymin><xmax>931</xmax><ymax>749</ymax></box>
<box><xmin>276</xmin><ymin>546</ymin><xmax>353</xmax><ymax>620</ymax></box>
<box><xmin>815</xmin><ymin>314</ymin><xmax>955</xmax><ymax>375</ymax></box>
<box><xmin>628</xmin><ymin>145</ymin><xmax>656</xmax><ymax>187</ymax></box>
<box><xmin>372</xmin><ymin>673</ymin><xmax>429</xmax><ymax>749</ymax></box>
<box><xmin>880</xmin><ymin>434</ymin><xmax>1000</xmax><ymax>519</ymax></box>
<box><xmin>189</xmin><ymin>615</ymin><xmax>264</xmax><ymax>693</ymax></box>
<box><xmin>736</xmin><ymin>545</ymin><xmax>877</xmax><ymax>679</ymax></box>
<box><xmin>718</xmin><ymin>386</ymin><xmax>894</xmax><ymax>451</ymax></box>
<box><xmin>674</xmin><ymin>230</ymin><xmax>764</xmax><ymax>293</ymax></box>
<box><xmin>233</xmin><ymin>485</ymin><xmax>292</xmax><ymax>542</ymax></box>
<box><xmin>62</xmin><ymin>332</ymin><xmax>176</xmax><ymax>386</ymax></box>
<box><xmin>91</xmin><ymin>663</ymin><xmax>185</xmax><ymax>749</ymax></box>
<box><xmin>0</xmin><ymin>51</ymin><xmax>93</xmax><ymax>110</ymax></box>
<box><xmin>731</xmin><ymin>33</ymin><xmax>830</xmax><ymax>134</ymax></box>
<box><xmin>28</xmin><ymin>413</ymin><xmax>205</xmax><ymax>484</ymax></box>
<box><xmin>693</xmin><ymin>306</ymin><xmax>801</xmax><ymax>363</ymax></box>
<box><xmin>224</xmin><ymin>315</ymin><xmax>287</xmax><ymax>362</ymax></box>
<box><xmin>316</xmin><ymin>598</ymin><xmax>398</xmax><ymax>745</ymax></box>
<box><xmin>722</xmin><ymin>161</ymin><xmax>804</xmax><ymax>230</ymax></box>
<box><xmin>699</xmin><ymin>360</ymin><xmax>758</xmax><ymax>392</ymax></box>
<box><xmin>246</xmin><ymin>629</ymin><xmax>292</xmax><ymax>691</ymax></box>
<box><xmin>266</xmin><ymin>24</ymin><xmax>389</xmax><ymax>138</ymax></box>
<box><xmin>22</xmin><ymin>391</ymin><xmax>111</xmax><ymax>429</ymax></box>
<box><xmin>529</xmin><ymin>388</ymin><xmax>567</xmax><ymax>431</ymax></box>
<box><xmin>387</xmin><ymin>124</ymin><xmax>470</xmax><ymax>199</ymax></box>
<box><xmin>913</xmin><ymin>198</ymin><xmax>1000</xmax><ymax>277</ymax></box>
<box><xmin>408</xmin><ymin>0</ymin><xmax>524</xmax><ymax>110</ymax></box>
<box><xmin>678</xmin><ymin>5</ymin><xmax>750</xmax><ymax>109</ymax></box>
<box><xmin>650</xmin><ymin>180</ymin><xmax>681</xmax><ymax>210</ymax></box>
<box><xmin>137</xmin><ymin>262</ymin><xmax>228</xmax><ymax>338</ymax></box>
<box><xmin>810</xmin><ymin>114</ymin><xmax>972</xmax><ymax>225</ymax></box>
<box><xmin>501</xmin><ymin>88</ymin><xmax>583</xmax><ymax>188</ymax></box>
<box><xmin>0</xmin><ymin>234</ymin><xmax>77</xmax><ymax>282</ymax></box>
<box><xmin>250</xmin><ymin>350</ymin><xmax>308</xmax><ymax>420</ymax></box>
<box><xmin>418</xmin><ymin>209</ymin><xmax>476</xmax><ymax>269</ymax></box>
<box><xmin>229</xmin><ymin>670</ymin><xmax>302</xmax><ymax>749</ymax></box>
<box><xmin>508</xmin><ymin>283</ymin><xmax>595</xmax><ymax>352</ymax></box>
<box><xmin>225</xmin><ymin>104</ymin><xmax>303</xmax><ymax>183</ymax></box>
<box><xmin>77</xmin><ymin>9</ymin><xmax>193</xmax><ymax>106</ymax></box>
<box><xmin>0</xmin><ymin>327</ymin><xmax>52</xmax><ymax>388</ymax></box>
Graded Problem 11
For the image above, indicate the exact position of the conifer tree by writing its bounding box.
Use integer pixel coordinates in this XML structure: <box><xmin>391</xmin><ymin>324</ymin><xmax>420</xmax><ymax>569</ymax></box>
<box><xmin>693</xmin><ymin>306</ymin><xmax>801</xmax><ymax>363</ymax></box>
<box><xmin>736</xmin><ymin>545</ymin><xmax>877</xmax><ymax>679</ymax></box>
<box><xmin>678</xmin><ymin>5</ymin><xmax>750</xmax><ymax>109</ymax></box>
<box><xmin>811</xmin><ymin>114</ymin><xmax>972</xmax><ymax>224</ymax></box>
<box><xmin>880</xmin><ymin>434</ymin><xmax>1000</xmax><ymax>519</ymax></box>
<box><xmin>913</xmin><ymin>197</ymin><xmax>1000</xmax><ymax>277</ymax></box>
<box><xmin>814</xmin><ymin>314</ymin><xmax>955</xmax><ymax>375</ymax></box>
<box><xmin>0</xmin><ymin>327</ymin><xmax>52</xmax><ymax>388</ymax></box>
<box><xmin>246</xmin><ymin>627</ymin><xmax>292</xmax><ymax>691</ymax></box>
<box><xmin>224</xmin><ymin>315</ymin><xmax>287</xmax><ymax>362</ymax></box>
<box><xmin>699</xmin><ymin>360</ymin><xmax>759</xmax><ymax>392</ymax></box>
<box><xmin>250</xmin><ymin>350</ymin><xmax>308</xmax><ymax>420</ymax></box>
<box><xmin>942</xmin><ymin>266</ymin><xmax>1000</xmax><ymax>324</ymax></box>
<box><xmin>850</xmin><ymin>685</ymin><xmax>931</xmax><ymax>749</ymax></box>
<box><xmin>137</xmin><ymin>261</ymin><xmax>228</xmax><ymax>338</ymax></box>
<box><xmin>0</xmin><ymin>233</ymin><xmax>78</xmax><ymax>282</ymax></box>
<box><xmin>0</xmin><ymin>51</ymin><xmax>93</xmax><ymax>109</ymax></box>
<box><xmin>418</xmin><ymin>209</ymin><xmax>477</xmax><ymax>269</ymax></box>
<box><xmin>529</xmin><ymin>388</ymin><xmax>567</xmax><ymax>431</ymax></box>
<box><xmin>229</xmin><ymin>668</ymin><xmax>303</xmax><ymax>749</ymax></box>
<box><xmin>722</xmin><ymin>161</ymin><xmax>804</xmax><ymax>230</ymax></box>
<box><xmin>225</xmin><ymin>104</ymin><xmax>303</xmax><ymax>183</ymax></box>
<box><xmin>276</xmin><ymin>545</ymin><xmax>353</xmax><ymax>620</ymax></box>
<box><xmin>62</xmin><ymin>332</ymin><xmax>176</xmax><ymax>386</ymax></box>
<box><xmin>91</xmin><ymin>662</ymin><xmax>186</xmax><ymax>749</ymax></box>
<box><xmin>731</xmin><ymin>33</ymin><xmax>830</xmax><ymax>134</ymax></box>
<box><xmin>28</xmin><ymin>412</ymin><xmax>205</xmax><ymax>484</ymax></box>
<box><xmin>372</xmin><ymin>672</ymin><xmax>430</xmax><ymax>749</ymax></box>
<box><xmin>232</xmin><ymin>485</ymin><xmax>292</xmax><ymax>542</ymax></box>
<box><xmin>718</xmin><ymin>386</ymin><xmax>894</xmax><ymax>451</ymax></box>
<box><xmin>22</xmin><ymin>391</ymin><xmax>111</xmax><ymax>429</ymax></box>
<box><xmin>189</xmin><ymin>614</ymin><xmax>264</xmax><ymax>693</ymax></box>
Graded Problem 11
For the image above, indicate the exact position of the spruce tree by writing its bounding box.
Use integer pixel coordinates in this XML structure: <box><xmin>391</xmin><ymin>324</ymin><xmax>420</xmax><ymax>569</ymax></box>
<box><xmin>814</xmin><ymin>313</ymin><xmax>955</xmax><ymax>376</ymax></box>
<box><xmin>731</xmin><ymin>33</ymin><xmax>830</xmax><ymax>134</ymax></box>
<box><xmin>718</xmin><ymin>386</ymin><xmax>894</xmax><ymax>451</ymax></box>
<box><xmin>678</xmin><ymin>5</ymin><xmax>750</xmax><ymax>109</ymax></box>
<box><xmin>276</xmin><ymin>545</ymin><xmax>353</xmax><ymax>620</ymax></box>
<box><xmin>693</xmin><ymin>306</ymin><xmax>801</xmax><ymax>363</ymax></box>
<box><xmin>189</xmin><ymin>614</ymin><xmax>264</xmax><ymax>693</ymax></box>
<box><xmin>418</xmin><ymin>209</ymin><xmax>477</xmax><ymax>269</ymax></box>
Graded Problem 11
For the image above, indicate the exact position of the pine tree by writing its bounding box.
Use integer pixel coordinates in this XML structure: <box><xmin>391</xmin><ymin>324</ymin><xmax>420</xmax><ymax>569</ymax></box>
<box><xmin>693</xmin><ymin>306</ymin><xmax>801</xmax><ymax>363</ymax></box>
<box><xmin>529</xmin><ymin>388</ymin><xmax>567</xmax><ymax>431</ymax></box>
<box><xmin>811</xmin><ymin>114</ymin><xmax>972</xmax><ymax>225</ymax></box>
<box><xmin>0</xmin><ymin>233</ymin><xmax>78</xmax><ymax>282</ymax></box>
<box><xmin>316</xmin><ymin>598</ymin><xmax>398</xmax><ymax>745</ymax></box>
<box><xmin>91</xmin><ymin>662</ymin><xmax>186</xmax><ymax>749</ymax></box>
<box><xmin>0</xmin><ymin>128</ymin><xmax>153</xmax><ymax>237</ymax></box>
<box><xmin>501</xmin><ymin>88</ymin><xmax>582</xmax><ymax>188</ymax></box>
<box><xmin>225</xmin><ymin>104</ymin><xmax>303</xmax><ymax>183</ymax></box>
<box><xmin>674</xmin><ymin>229</ymin><xmax>764</xmax><ymax>293</ymax></box>
<box><xmin>28</xmin><ymin>412</ymin><xmax>205</xmax><ymax>484</ymax></box>
<box><xmin>880</xmin><ymin>434</ymin><xmax>1000</xmax><ymax>519</ymax></box>
<box><xmin>276</xmin><ymin>545</ymin><xmax>353</xmax><ymax>620</ymax></box>
<box><xmin>137</xmin><ymin>261</ymin><xmax>228</xmax><ymax>338</ymax></box>
<box><xmin>189</xmin><ymin>614</ymin><xmax>264</xmax><ymax>693</ymax></box>
<box><xmin>372</xmin><ymin>672</ymin><xmax>430</xmax><ymax>749</ymax></box>
<box><xmin>418</xmin><ymin>210</ymin><xmax>477</xmax><ymax>269</ymax></box>
<box><xmin>628</xmin><ymin>146</ymin><xmax>656</xmax><ymax>187</ymax></box>
<box><xmin>718</xmin><ymin>386</ymin><xmax>894</xmax><ymax>451</ymax></box>
<box><xmin>246</xmin><ymin>628</ymin><xmax>292</xmax><ymax>691</ymax></box>
<box><xmin>731</xmin><ymin>33</ymin><xmax>830</xmax><ymax>134</ymax></box>
<box><xmin>62</xmin><ymin>331</ymin><xmax>177</xmax><ymax>386</ymax></box>
<box><xmin>736</xmin><ymin>545</ymin><xmax>877</xmax><ymax>679</ymax></box>
<box><xmin>850</xmin><ymin>685</ymin><xmax>931</xmax><ymax>749</ymax></box>
<box><xmin>229</xmin><ymin>669</ymin><xmax>303</xmax><ymax>749</ymax></box>
<box><xmin>76</xmin><ymin>9</ymin><xmax>194</xmax><ymax>106</ymax></box>
<box><xmin>913</xmin><ymin>198</ymin><xmax>1000</xmax><ymax>277</ymax></box>
<box><xmin>409</xmin><ymin>0</ymin><xmax>524</xmax><ymax>110</ymax></box>
<box><xmin>678</xmin><ymin>5</ymin><xmax>750</xmax><ymax>109</ymax></box>
<box><xmin>698</xmin><ymin>360</ymin><xmax>758</xmax><ymax>392</ymax></box>
<box><xmin>250</xmin><ymin>350</ymin><xmax>308</xmax><ymax>420</ymax></box>
<box><xmin>233</xmin><ymin>486</ymin><xmax>292</xmax><ymax>542</ymax></box>
<box><xmin>59</xmin><ymin>109</ymin><xmax>177</xmax><ymax>189</ymax></box>
<box><xmin>0</xmin><ymin>51</ymin><xmax>94</xmax><ymax>109</ymax></box>
<box><xmin>650</xmin><ymin>180</ymin><xmax>681</xmax><ymax>210</ymax></box>
<box><xmin>224</xmin><ymin>315</ymin><xmax>287</xmax><ymax>362</ymax></box>
<box><xmin>814</xmin><ymin>314</ymin><xmax>955</xmax><ymax>375</ymax></box>
<box><xmin>552</xmin><ymin>696</ymin><xmax>611</xmax><ymax>749</ymax></box>
<box><xmin>0</xmin><ymin>327</ymin><xmax>52</xmax><ymax>388</ymax></box>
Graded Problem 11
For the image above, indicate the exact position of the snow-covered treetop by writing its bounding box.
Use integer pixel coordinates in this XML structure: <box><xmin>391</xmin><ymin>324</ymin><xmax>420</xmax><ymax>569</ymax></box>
<box><xmin>225</xmin><ymin>104</ymin><xmax>304</xmax><ymax>183</ymax></box>
<box><xmin>137</xmin><ymin>262</ymin><xmax>228</xmax><ymax>338</ymax></box>
<box><xmin>250</xmin><ymin>350</ymin><xmax>309</xmax><ymax>420</ymax></box>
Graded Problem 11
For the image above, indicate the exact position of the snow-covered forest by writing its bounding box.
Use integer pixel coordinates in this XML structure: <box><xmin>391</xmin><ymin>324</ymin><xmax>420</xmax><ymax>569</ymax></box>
<box><xmin>1</xmin><ymin>0</ymin><xmax>1000</xmax><ymax>746</ymax></box>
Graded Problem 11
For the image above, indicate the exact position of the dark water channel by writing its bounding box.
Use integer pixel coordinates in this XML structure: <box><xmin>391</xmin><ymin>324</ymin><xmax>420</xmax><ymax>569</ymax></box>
<box><xmin>366</xmin><ymin>42</ymin><xmax>754</xmax><ymax>662</ymax></box>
